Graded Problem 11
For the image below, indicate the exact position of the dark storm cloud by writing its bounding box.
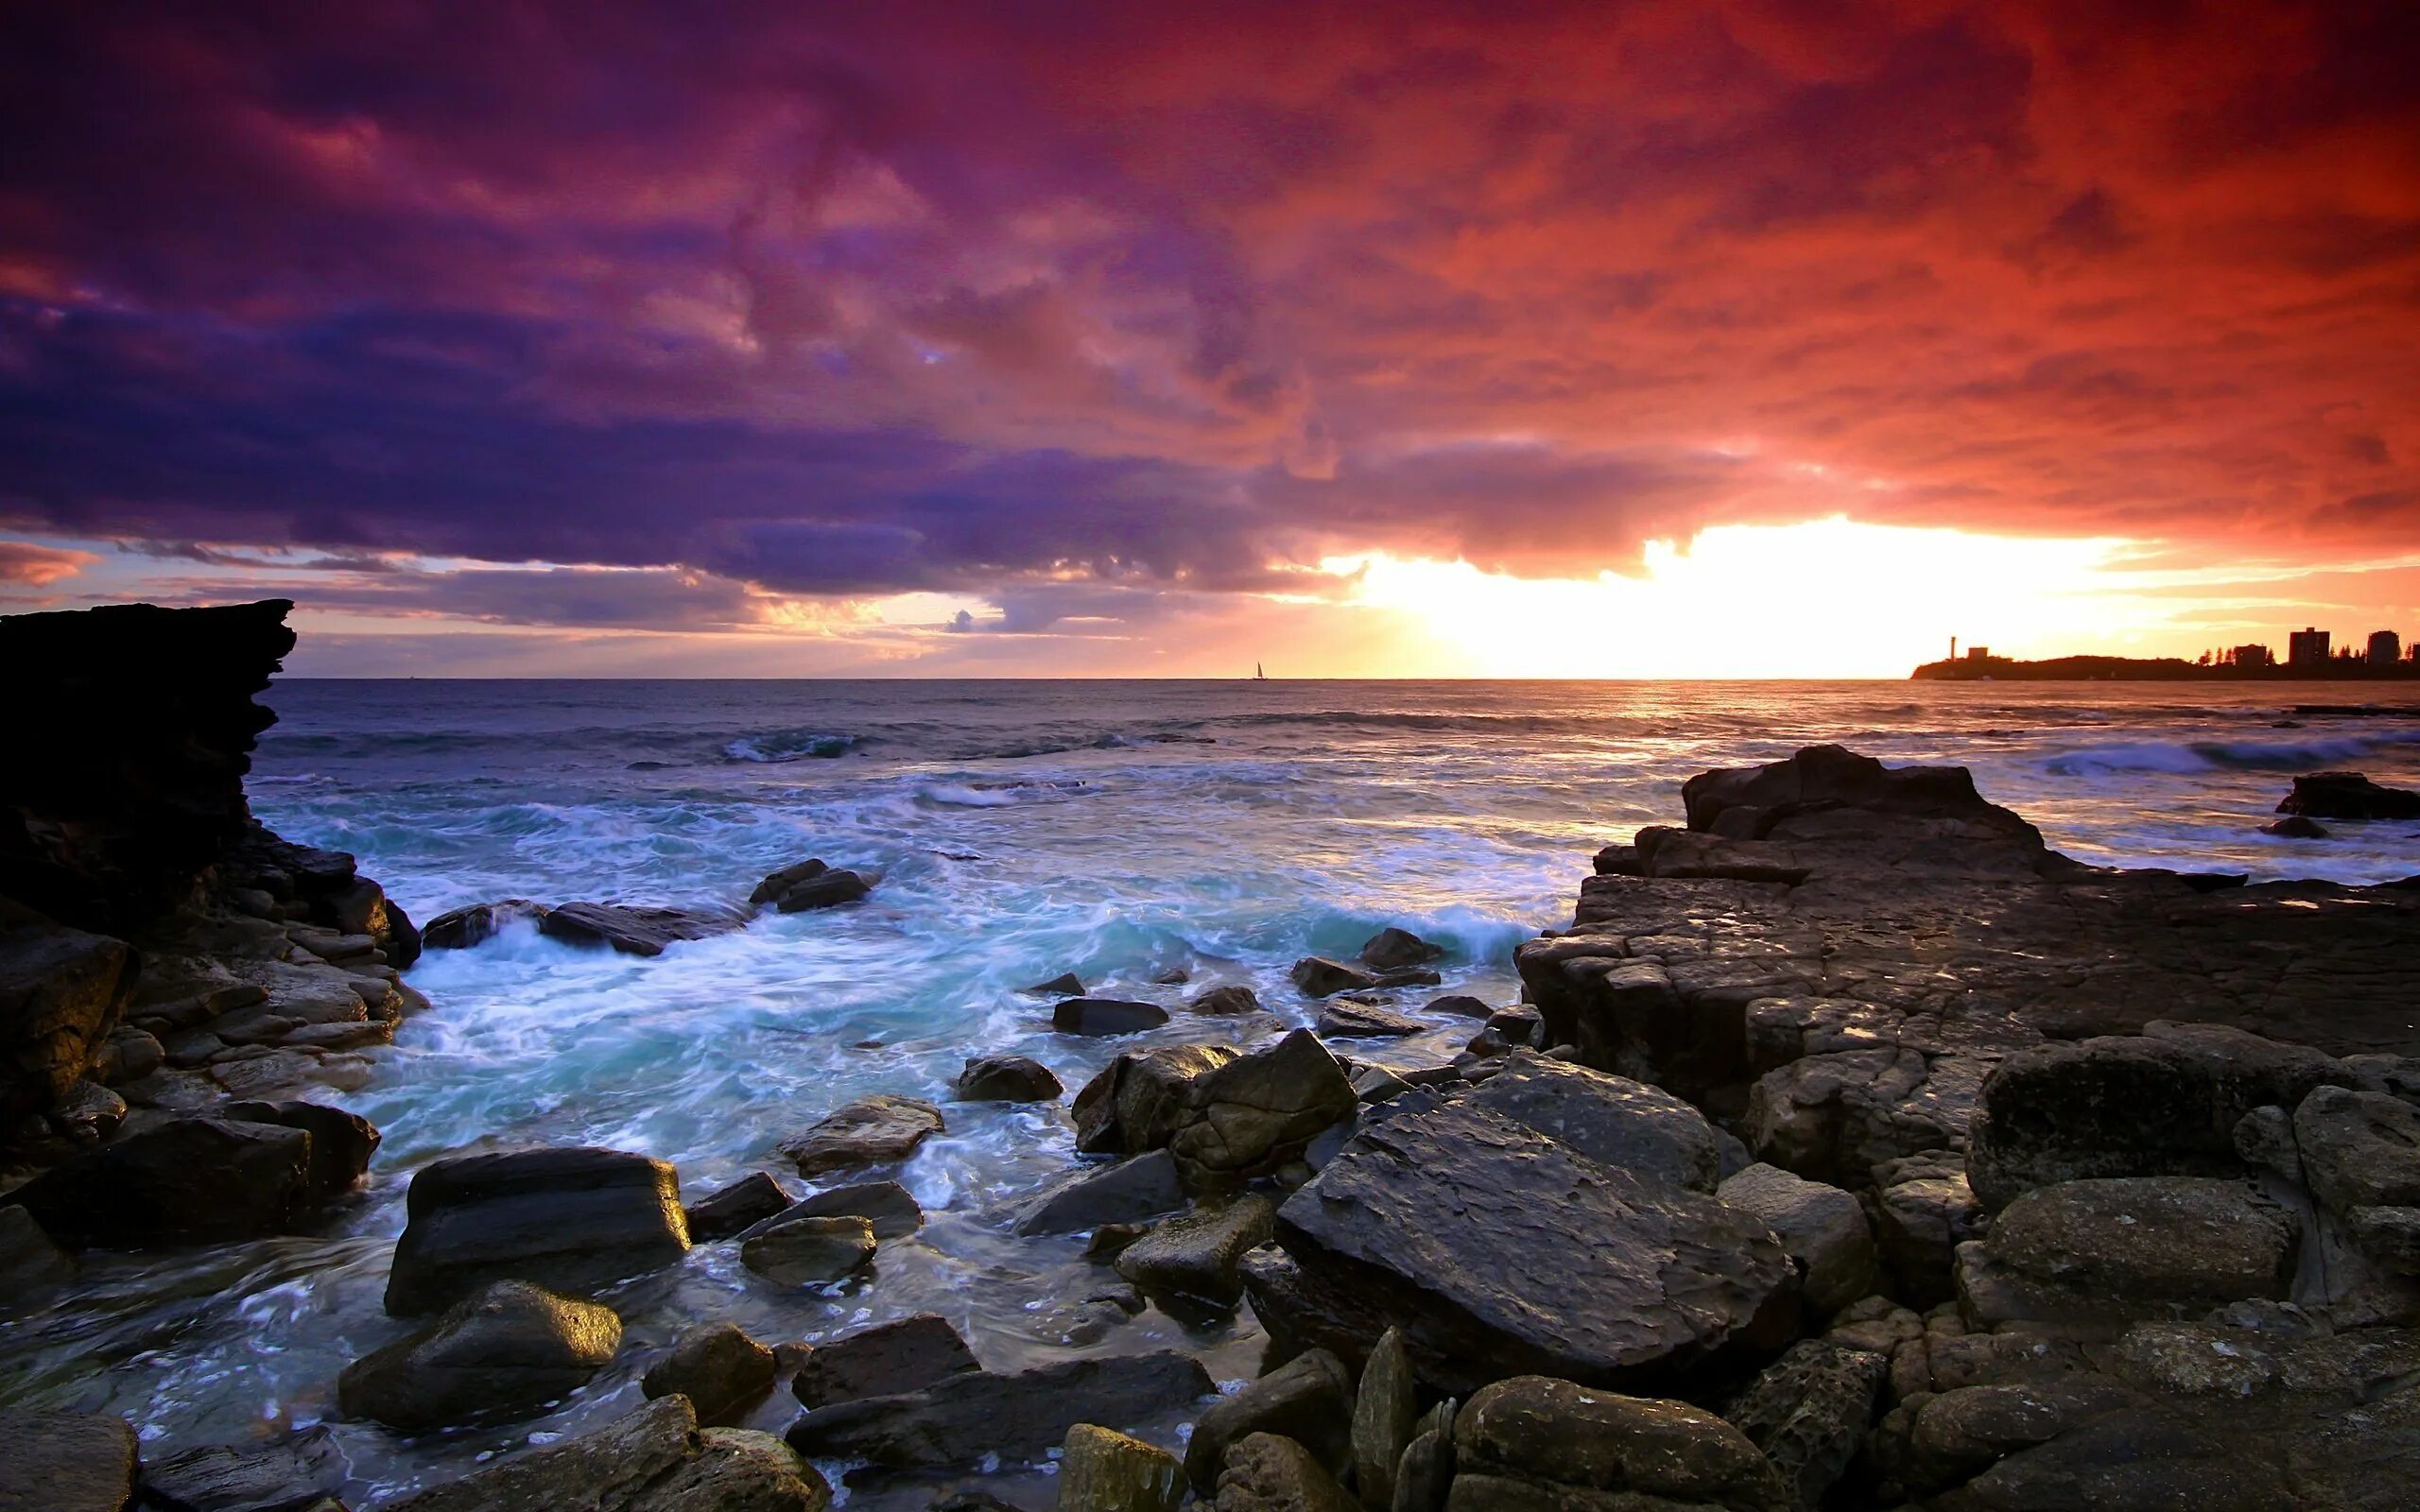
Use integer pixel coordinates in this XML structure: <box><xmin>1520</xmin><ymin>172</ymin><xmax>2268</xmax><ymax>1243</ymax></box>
<box><xmin>2</xmin><ymin>0</ymin><xmax>2415</xmax><ymax>633</ymax></box>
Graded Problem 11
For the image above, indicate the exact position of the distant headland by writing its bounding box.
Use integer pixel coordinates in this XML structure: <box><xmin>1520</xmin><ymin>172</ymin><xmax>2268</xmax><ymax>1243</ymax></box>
<box><xmin>1913</xmin><ymin>625</ymin><xmax>2420</xmax><ymax>681</ymax></box>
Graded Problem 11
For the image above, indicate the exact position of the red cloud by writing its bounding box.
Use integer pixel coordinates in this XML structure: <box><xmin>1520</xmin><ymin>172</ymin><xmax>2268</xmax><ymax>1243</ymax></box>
<box><xmin>0</xmin><ymin>541</ymin><xmax>95</xmax><ymax>587</ymax></box>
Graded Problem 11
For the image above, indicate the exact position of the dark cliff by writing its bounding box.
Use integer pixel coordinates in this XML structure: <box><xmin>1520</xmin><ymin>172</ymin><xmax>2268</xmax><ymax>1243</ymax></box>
<box><xmin>0</xmin><ymin>599</ymin><xmax>296</xmax><ymax>932</ymax></box>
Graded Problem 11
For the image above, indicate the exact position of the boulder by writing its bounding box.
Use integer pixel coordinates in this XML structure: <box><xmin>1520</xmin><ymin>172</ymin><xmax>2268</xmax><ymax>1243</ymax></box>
<box><xmin>338</xmin><ymin>1280</ymin><xmax>623</xmax><ymax>1431</ymax></box>
<box><xmin>1189</xmin><ymin>986</ymin><xmax>1263</xmax><ymax>1015</ymax></box>
<box><xmin>538</xmin><ymin>902</ymin><xmax>745</xmax><ymax>957</ymax></box>
<box><xmin>777</xmin><ymin>1095</ymin><xmax>944</xmax><ymax>1177</ymax></box>
<box><xmin>790</xmin><ymin>1313</ymin><xmax>980</xmax><ymax>1409</ymax></box>
<box><xmin>1716</xmin><ymin>1163</ymin><xmax>1880</xmax><ymax>1315</ymax></box>
<box><xmin>1183</xmin><ymin>1349</ymin><xmax>1354</xmax><ymax>1493</ymax></box>
<box><xmin>1073</xmin><ymin>1046</ymin><xmax>1236</xmax><ymax>1156</ymax></box>
<box><xmin>769</xmin><ymin>1179</ymin><xmax>924</xmax><ymax>1241</ymax></box>
<box><xmin>1253</xmin><ymin>1100</ymin><xmax>1797</xmax><ymax>1395</ymax></box>
<box><xmin>1214</xmin><ymin>1433</ymin><xmax>1357</xmax><ymax>1512</ymax></box>
<box><xmin>1015</xmin><ymin>1150</ymin><xmax>1186</xmax><ymax>1236</ymax></box>
<box><xmin>1115</xmin><ymin>1194</ymin><xmax>1278</xmax><ymax>1305</ymax></box>
<box><xmin>1961</xmin><ymin>1177</ymin><xmax>2298</xmax><ymax>1326</ymax></box>
<box><xmin>1457</xmin><ymin>1051</ymin><xmax>1727</xmax><ymax>1193</ymax></box>
<box><xmin>0</xmin><ymin>906</ymin><xmax>134</xmax><ymax>1124</ymax></box>
<box><xmin>1351</xmin><ymin>1328</ymin><xmax>1419</xmax><ymax>1512</ymax></box>
<box><xmin>1059</xmin><ymin>1424</ymin><xmax>1185</xmax><ymax>1512</ymax></box>
<box><xmin>1167</xmin><ymin>1030</ymin><xmax>1357</xmax><ymax>1190</ymax></box>
<box><xmin>421</xmin><ymin>898</ymin><xmax>546</xmax><ymax>950</ymax></box>
<box><xmin>2292</xmin><ymin>1084</ymin><xmax>2420</xmax><ymax>1214</ymax></box>
<box><xmin>2276</xmin><ymin>771</ymin><xmax>2420</xmax><ymax>820</ymax></box>
<box><xmin>955</xmin><ymin>1054</ymin><xmax>1063</xmax><ymax>1102</ymax></box>
<box><xmin>683</xmin><ymin>1172</ymin><xmax>793</xmax><ymax>1242</ymax></box>
<box><xmin>1055</xmin><ymin>998</ymin><xmax>1171</xmax><ymax>1036</ymax></box>
<box><xmin>643</xmin><ymin>1323</ymin><xmax>777</xmax><ymax>1426</ymax></box>
<box><xmin>384</xmin><ymin>1394</ymin><xmax>830</xmax><ymax>1512</ymax></box>
<box><xmin>1722</xmin><ymin>1339</ymin><xmax>1889</xmax><ymax>1512</ymax></box>
<box><xmin>1965</xmin><ymin>1024</ymin><xmax>2351</xmax><ymax>1211</ymax></box>
<box><xmin>0</xmin><ymin>1206</ymin><xmax>72</xmax><ymax>1301</ymax></box>
<box><xmin>751</xmin><ymin>859</ymin><xmax>828</xmax><ymax>904</ymax></box>
<box><xmin>2263</xmin><ymin>816</ymin><xmax>2330</xmax><ymax>839</ymax></box>
<box><xmin>1315</xmin><ymin>1001</ymin><xmax>1425</xmax><ymax>1039</ymax></box>
<box><xmin>222</xmin><ymin>1099</ymin><xmax>380</xmax><ymax>1199</ymax></box>
<box><xmin>1452</xmin><ymin>1376</ymin><xmax>1789</xmax><ymax>1512</ymax></box>
<box><xmin>1026</xmin><ymin>972</ymin><xmax>1087</xmax><ymax>997</ymax></box>
<box><xmin>11</xmin><ymin>1115</ymin><xmax>317</xmax><ymax>1246</ymax></box>
<box><xmin>740</xmin><ymin>1213</ymin><xmax>875</xmax><ymax>1286</ymax></box>
<box><xmin>1426</xmin><ymin>995</ymin><xmax>1493</xmax><ymax>1020</ymax></box>
<box><xmin>785</xmin><ymin>1350</ymin><xmax>1214</xmax><ymax>1468</ymax></box>
<box><xmin>1293</xmin><ymin>958</ymin><xmax>1379</xmax><ymax>998</ymax></box>
<box><xmin>139</xmin><ymin>1426</ymin><xmax>347</xmax><ymax>1512</ymax></box>
<box><xmin>384</xmin><ymin>1145</ymin><xmax>689</xmax><ymax>1315</ymax></box>
<box><xmin>0</xmin><ymin>1408</ymin><xmax>139</xmax><ymax>1512</ymax></box>
<box><xmin>770</xmin><ymin>870</ymin><xmax>873</xmax><ymax>912</ymax></box>
<box><xmin>1681</xmin><ymin>743</ymin><xmax>2044</xmax><ymax>850</ymax></box>
<box><xmin>1483</xmin><ymin>1006</ymin><xmax>1541</xmax><ymax>1048</ymax></box>
<box><xmin>1392</xmin><ymin>1403</ymin><xmax>1457</xmax><ymax>1512</ymax></box>
<box><xmin>1360</xmin><ymin>927</ymin><xmax>1445</xmax><ymax>971</ymax></box>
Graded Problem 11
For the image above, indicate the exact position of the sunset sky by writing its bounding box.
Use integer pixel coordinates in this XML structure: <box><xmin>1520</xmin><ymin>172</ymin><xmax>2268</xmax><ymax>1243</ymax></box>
<box><xmin>3</xmin><ymin>1</ymin><xmax>2416</xmax><ymax>676</ymax></box>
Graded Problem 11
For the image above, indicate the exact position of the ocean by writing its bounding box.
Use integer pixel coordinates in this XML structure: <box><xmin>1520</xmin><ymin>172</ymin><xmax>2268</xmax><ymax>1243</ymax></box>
<box><xmin>8</xmin><ymin>678</ymin><xmax>2418</xmax><ymax>1501</ymax></box>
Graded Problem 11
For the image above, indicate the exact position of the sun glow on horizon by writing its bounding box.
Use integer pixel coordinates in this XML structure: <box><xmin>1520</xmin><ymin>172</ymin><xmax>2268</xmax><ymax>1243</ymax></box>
<box><xmin>1325</xmin><ymin>518</ymin><xmax>2169</xmax><ymax>679</ymax></box>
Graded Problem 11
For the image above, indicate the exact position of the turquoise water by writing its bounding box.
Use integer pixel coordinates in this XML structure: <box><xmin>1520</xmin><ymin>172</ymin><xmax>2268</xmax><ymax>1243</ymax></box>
<box><xmin>4</xmin><ymin>679</ymin><xmax>2415</xmax><ymax>1503</ymax></box>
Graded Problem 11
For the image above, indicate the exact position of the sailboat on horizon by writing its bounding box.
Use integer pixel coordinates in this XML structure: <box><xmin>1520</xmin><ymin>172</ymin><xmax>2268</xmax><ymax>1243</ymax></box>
<box><xmin>1254</xmin><ymin>662</ymin><xmax>1266</xmax><ymax>680</ymax></box>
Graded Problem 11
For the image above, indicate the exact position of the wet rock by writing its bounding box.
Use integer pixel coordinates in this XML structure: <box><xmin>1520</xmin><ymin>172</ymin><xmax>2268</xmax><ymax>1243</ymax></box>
<box><xmin>1452</xmin><ymin>1376</ymin><xmax>1789</xmax><ymax>1512</ymax></box>
<box><xmin>786</xmin><ymin>1350</ymin><xmax>1215</xmax><ymax>1468</ymax></box>
<box><xmin>770</xmin><ymin>869</ymin><xmax>873</xmax><ymax>912</ymax></box>
<box><xmin>385</xmin><ymin>1394</ymin><xmax>830</xmax><ymax>1512</ymax></box>
<box><xmin>1391</xmin><ymin>1404</ymin><xmax>1456</xmax><ymax>1512</ymax></box>
<box><xmin>1934</xmin><ymin>1407</ymin><xmax>2292</xmax><ymax>1512</ymax></box>
<box><xmin>384</xmin><ymin>1145</ymin><xmax>689</xmax><ymax>1315</ymax></box>
<box><xmin>538</xmin><ymin>901</ymin><xmax>746</xmax><ymax>957</ymax></box>
<box><xmin>1483</xmin><ymin>1006</ymin><xmax>1541</xmax><ymax>1048</ymax></box>
<box><xmin>751</xmin><ymin>859</ymin><xmax>830</xmax><ymax>904</ymax></box>
<box><xmin>1215</xmin><ymin>1433</ymin><xmax>1357</xmax><ymax>1512</ymax></box>
<box><xmin>47</xmin><ymin>1078</ymin><xmax>125</xmax><ymax>1143</ymax></box>
<box><xmin>1292</xmin><ymin>957</ymin><xmax>1380</xmax><ymax>998</ymax></box>
<box><xmin>740</xmin><ymin>1213</ymin><xmax>875</xmax><ymax>1286</ymax></box>
<box><xmin>1055</xmin><ymin>998</ymin><xmax>1171</xmax><ymax>1036</ymax></box>
<box><xmin>2276</xmin><ymin>770</ymin><xmax>2420</xmax><ymax>821</ymax></box>
<box><xmin>1457</xmin><ymin>1051</ymin><xmax>1727</xmax><ymax>1193</ymax></box>
<box><xmin>1059</xmin><ymin>1424</ymin><xmax>1184</xmax><ymax>1512</ymax></box>
<box><xmin>1015</xmin><ymin>1150</ymin><xmax>1186</xmax><ymax>1236</ymax></box>
<box><xmin>1962</xmin><ymin>1177</ymin><xmax>2297</xmax><ymax>1326</ymax></box>
<box><xmin>1351</xmin><ymin>1065</ymin><xmax>1412</xmax><ymax>1105</ymax></box>
<box><xmin>1359</xmin><ymin>928</ymin><xmax>1446</xmax><ymax>971</ymax></box>
<box><xmin>139</xmin><ymin>1425</ymin><xmax>346</xmax><ymax>1512</ymax></box>
<box><xmin>2262</xmin><ymin>816</ymin><xmax>2330</xmax><ymax>838</ymax></box>
<box><xmin>1316</xmin><ymin>1001</ymin><xmax>1425</xmax><ymax>1039</ymax></box>
<box><xmin>1426</xmin><ymin>995</ymin><xmax>1492</xmax><ymax>1020</ymax></box>
<box><xmin>1026</xmin><ymin>972</ymin><xmax>1087</xmax><ymax>997</ymax></box>
<box><xmin>1722</xmin><ymin>1339</ymin><xmax>1889</xmax><ymax>1512</ymax></box>
<box><xmin>1352</xmin><ymin>1327</ymin><xmax>1418</xmax><ymax>1512</ymax></box>
<box><xmin>420</xmin><ymin>898</ymin><xmax>546</xmax><ymax>951</ymax></box>
<box><xmin>0</xmin><ymin>1205</ymin><xmax>71</xmax><ymax>1301</ymax></box>
<box><xmin>956</xmin><ymin>1054</ymin><xmax>1063</xmax><ymax>1102</ymax></box>
<box><xmin>790</xmin><ymin>1313</ymin><xmax>980</xmax><ymax>1409</ymax></box>
<box><xmin>1716</xmin><ymin>1163</ymin><xmax>1880</xmax><ymax>1315</ymax></box>
<box><xmin>1073</xmin><ymin>1045</ymin><xmax>1236</xmax><ymax>1156</ymax></box>
<box><xmin>94</xmin><ymin>1023</ymin><xmax>163</xmax><ymax>1086</ymax></box>
<box><xmin>1742</xmin><ymin>1046</ymin><xmax>1964</xmax><ymax>1187</ymax></box>
<box><xmin>1184</xmin><ymin>1349</ymin><xmax>1355</xmax><ymax>1493</ymax></box>
<box><xmin>772</xmin><ymin>1179</ymin><xmax>924</xmax><ymax>1240</ymax></box>
<box><xmin>1154</xmin><ymin>967</ymin><xmax>1193</xmax><ymax>986</ymax></box>
<box><xmin>1189</xmin><ymin>985</ymin><xmax>1263</xmax><ymax>1015</ymax></box>
<box><xmin>1871</xmin><ymin>1150</ymin><xmax>1985</xmax><ymax>1305</ymax></box>
<box><xmin>0</xmin><ymin>905</ymin><xmax>135</xmax><ymax>1124</ymax></box>
<box><xmin>1965</xmin><ymin>1023</ymin><xmax>2350</xmax><ymax>1211</ymax></box>
<box><xmin>1115</xmin><ymin>1194</ymin><xmax>1278</xmax><ymax>1305</ymax></box>
<box><xmin>1512</xmin><ymin>940</ymin><xmax>1749</xmax><ymax>1102</ymax></box>
<box><xmin>683</xmin><ymin>1172</ymin><xmax>793</xmax><ymax>1242</ymax></box>
<box><xmin>1253</xmin><ymin>1099</ymin><xmax>1797</xmax><ymax>1395</ymax></box>
<box><xmin>1167</xmin><ymin>1030</ymin><xmax>1357</xmax><ymax>1190</ymax></box>
<box><xmin>338</xmin><ymin>1280</ymin><xmax>623</xmax><ymax>1431</ymax></box>
<box><xmin>644</xmin><ymin>1322</ymin><xmax>777</xmax><ymax>1426</ymax></box>
<box><xmin>222</xmin><ymin>1099</ymin><xmax>380</xmax><ymax>1200</ymax></box>
<box><xmin>0</xmin><ymin>1407</ymin><xmax>138</xmax><ymax>1512</ymax></box>
<box><xmin>777</xmin><ymin>1095</ymin><xmax>945</xmax><ymax>1177</ymax></box>
<box><xmin>11</xmin><ymin>1114</ymin><xmax>318</xmax><ymax>1246</ymax></box>
<box><xmin>2293</xmin><ymin>1084</ymin><xmax>2420</xmax><ymax>1214</ymax></box>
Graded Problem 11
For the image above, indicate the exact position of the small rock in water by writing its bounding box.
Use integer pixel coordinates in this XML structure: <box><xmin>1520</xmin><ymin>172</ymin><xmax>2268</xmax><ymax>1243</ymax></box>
<box><xmin>778</xmin><ymin>1178</ymin><xmax>925</xmax><ymax>1240</ymax></box>
<box><xmin>1291</xmin><ymin>957</ymin><xmax>1378</xmax><ymax>998</ymax></box>
<box><xmin>1025</xmin><ymin>972</ymin><xmax>1087</xmax><ymax>997</ymax></box>
<box><xmin>1315</xmin><ymin>1001</ymin><xmax>1424</xmax><ymax>1038</ymax></box>
<box><xmin>1186</xmin><ymin>985</ymin><xmax>1263</xmax><ymax>1015</ymax></box>
<box><xmin>1358</xmin><ymin>927</ymin><xmax>1446</xmax><ymax>971</ymax></box>
<box><xmin>1426</xmin><ymin>994</ymin><xmax>1494</xmax><ymax>1020</ymax></box>
<box><xmin>420</xmin><ymin>899</ymin><xmax>546</xmax><ymax>951</ymax></box>
<box><xmin>957</xmin><ymin>1053</ymin><xmax>1063</xmax><ymax>1102</ymax></box>
<box><xmin>1152</xmin><ymin>967</ymin><xmax>1192</xmax><ymax>986</ymax></box>
<box><xmin>1057</xmin><ymin>1423</ymin><xmax>1185</xmax><ymax>1512</ymax></box>
<box><xmin>1016</xmin><ymin>1150</ymin><xmax>1187</xmax><ymax>1236</ymax></box>
<box><xmin>791</xmin><ymin>1313</ymin><xmax>981</xmax><ymax>1409</ymax></box>
<box><xmin>775</xmin><ymin>869</ymin><xmax>873</xmax><ymax>912</ymax></box>
<box><xmin>1114</xmin><ymin>1194</ymin><xmax>1278</xmax><ymax>1305</ymax></box>
<box><xmin>2275</xmin><ymin>770</ymin><xmax>2420</xmax><ymax>820</ymax></box>
<box><xmin>338</xmin><ymin>1280</ymin><xmax>623</xmax><ymax>1432</ymax></box>
<box><xmin>536</xmin><ymin>900</ymin><xmax>745</xmax><ymax>956</ymax></box>
<box><xmin>751</xmin><ymin>859</ymin><xmax>830</xmax><ymax>904</ymax></box>
<box><xmin>2263</xmin><ymin>815</ymin><xmax>2330</xmax><ymax>838</ymax></box>
<box><xmin>684</xmin><ymin>1170</ymin><xmax>795</xmax><ymax>1241</ymax></box>
<box><xmin>1054</xmin><ymin>998</ymin><xmax>1171</xmax><ymax>1036</ymax></box>
<box><xmin>740</xmin><ymin>1213</ymin><xmax>877</xmax><ymax>1286</ymax></box>
<box><xmin>642</xmin><ymin>1321</ymin><xmax>777</xmax><ymax>1426</ymax></box>
<box><xmin>1183</xmin><ymin>1349</ymin><xmax>1354</xmax><ymax>1493</ymax></box>
<box><xmin>778</xmin><ymin>1094</ymin><xmax>946</xmax><ymax>1177</ymax></box>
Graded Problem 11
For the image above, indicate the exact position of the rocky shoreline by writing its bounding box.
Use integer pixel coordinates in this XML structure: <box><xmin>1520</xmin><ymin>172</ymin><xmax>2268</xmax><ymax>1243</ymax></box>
<box><xmin>4</xmin><ymin>603</ymin><xmax>2418</xmax><ymax>1510</ymax></box>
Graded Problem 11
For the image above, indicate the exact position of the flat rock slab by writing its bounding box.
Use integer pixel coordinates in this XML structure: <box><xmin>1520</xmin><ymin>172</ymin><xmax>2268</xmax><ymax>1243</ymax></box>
<box><xmin>1315</xmin><ymin>1001</ymin><xmax>1426</xmax><ymax>1039</ymax></box>
<box><xmin>791</xmin><ymin>1312</ymin><xmax>980</xmax><ymax>1409</ymax></box>
<box><xmin>12</xmin><ymin>1115</ymin><xmax>318</xmax><ymax>1246</ymax></box>
<box><xmin>1260</xmin><ymin>1100</ymin><xmax>1798</xmax><ymax>1394</ymax></box>
<box><xmin>786</xmin><ymin>1350</ymin><xmax>1214</xmax><ymax>1467</ymax></box>
<box><xmin>538</xmin><ymin>902</ymin><xmax>746</xmax><ymax>957</ymax></box>
<box><xmin>1459</xmin><ymin>1050</ymin><xmax>1727</xmax><ymax>1193</ymax></box>
<box><xmin>777</xmin><ymin>1095</ymin><xmax>944</xmax><ymax>1178</ymax></box>
<box><xmin>384</xmin><ymin>1145</ymin><xmax>689</xmax><ymax>1315</ymax></box>
<box><xmin>1054</xmin><ymin>998</ymin><xmax>1171</xmax><ymax>1036</ymax></box>
<box><xmin>1015</xmin><ymin>1149</ymin><xmax>1186</xmax><ymax>1236</ymax></box>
